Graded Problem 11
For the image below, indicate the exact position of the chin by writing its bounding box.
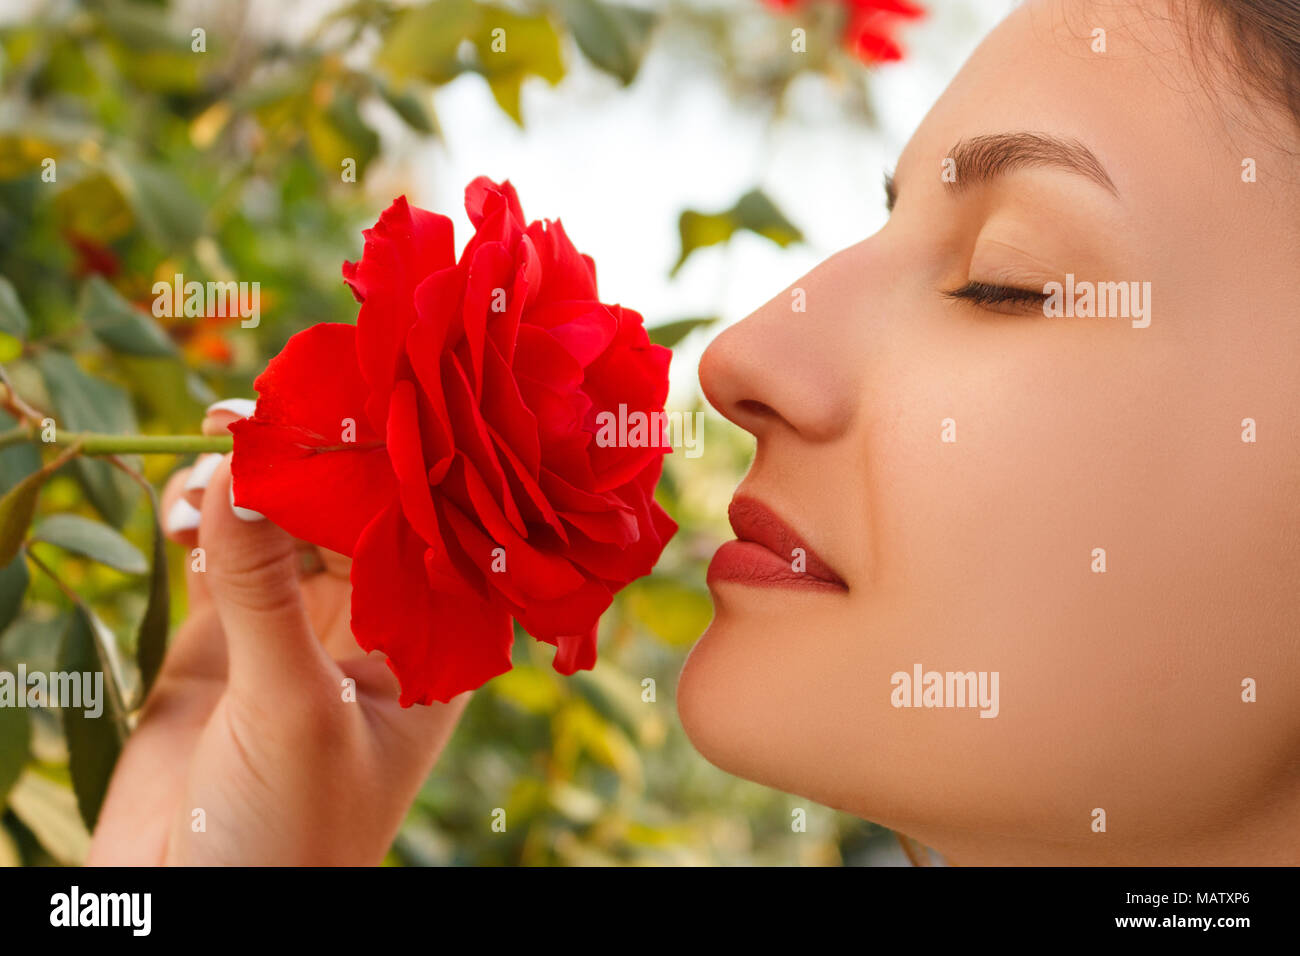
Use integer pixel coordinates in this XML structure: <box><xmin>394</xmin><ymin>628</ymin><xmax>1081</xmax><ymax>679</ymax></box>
<box><xmin>675</xmin><ymin>617</ymin><xmax>746</xmax><ymax>777</ymax></box>
<box><xmin>674</xmin><ymin>611</ymin><xmax>818</xmax><ymax>793</ymax></box>
<box><xmin>676</xmin><ymin>609</ymin><xmax>882</xmax><ymax>819</ymax></box>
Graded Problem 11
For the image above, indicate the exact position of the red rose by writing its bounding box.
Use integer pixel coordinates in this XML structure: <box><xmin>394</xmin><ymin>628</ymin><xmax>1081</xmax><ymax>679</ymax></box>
<box><xmin>230</xmin><ymin>179</ymin><xmax>677</xmax><ymax>705</ymax></box>
<box><xmin>760</xmin><ymin>0</ymin><xmax>925</xmax><ymax>65</ymax></box>
<box><xmin>844</xmin><ymin>0</ymin><xmax>925</xmax><ymax>64</ymax></box>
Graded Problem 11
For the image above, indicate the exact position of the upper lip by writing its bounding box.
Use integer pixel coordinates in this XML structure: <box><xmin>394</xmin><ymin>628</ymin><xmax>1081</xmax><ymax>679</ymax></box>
<box><xmin>727</xmin><ymin>495</ymin><xmax>848</xmax><ymax>589</ymax></box>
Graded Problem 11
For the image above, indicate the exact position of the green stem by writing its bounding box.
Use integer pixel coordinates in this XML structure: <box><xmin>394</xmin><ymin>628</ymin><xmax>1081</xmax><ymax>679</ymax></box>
<box><xmin>71</xmin><ymin>434</ymin><xmax>233</xmax><ymax>455</ymax></box>
<box><xmin>0</xmin><ymin>424</ymin><xmax>232</xmax><ymax>456</ymax></box>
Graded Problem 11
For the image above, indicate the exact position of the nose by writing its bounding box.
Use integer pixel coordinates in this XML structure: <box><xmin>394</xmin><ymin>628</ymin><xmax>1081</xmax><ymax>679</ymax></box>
<box><xmin>698</xmin><ymin>252</ymin><xmax>860</xmax><ymax>443</ymax></box>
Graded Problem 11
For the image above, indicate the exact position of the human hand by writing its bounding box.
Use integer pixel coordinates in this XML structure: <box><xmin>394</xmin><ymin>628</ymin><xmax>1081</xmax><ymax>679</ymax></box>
<box><xmin>88</xmin><ymin>401</ymin><xmax>468</xmax><ymax>865</ymax></box>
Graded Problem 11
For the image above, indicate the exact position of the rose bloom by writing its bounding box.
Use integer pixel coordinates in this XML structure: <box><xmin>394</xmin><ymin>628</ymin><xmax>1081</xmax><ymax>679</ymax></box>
<box><xmin>761</xmin><ymin>0</ymin><xmax>925</xmax><ymax>64</ymax></box>
<box><xmin>230</xmin><ymin>179</ymin><xmax>677</xmax><ymax>705</ymax></box>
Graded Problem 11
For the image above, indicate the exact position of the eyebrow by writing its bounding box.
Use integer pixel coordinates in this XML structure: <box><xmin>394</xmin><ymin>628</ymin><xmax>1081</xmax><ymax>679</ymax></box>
<box><xmin>948</xmin><ymin>131</ymin><xmax>1117</xmax><ymax>196</ymax></box>
<box><xmin>884</xmin><ymin>131</ymin><xmax>1118</xmax><ymax>212</ymax></box>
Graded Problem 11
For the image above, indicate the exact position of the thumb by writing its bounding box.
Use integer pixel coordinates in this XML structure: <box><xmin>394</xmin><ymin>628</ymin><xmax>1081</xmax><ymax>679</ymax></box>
<box><xmin>198</xmin><ymin>455</ymin><xmax>335</xmax><ymax>699</ymax></box>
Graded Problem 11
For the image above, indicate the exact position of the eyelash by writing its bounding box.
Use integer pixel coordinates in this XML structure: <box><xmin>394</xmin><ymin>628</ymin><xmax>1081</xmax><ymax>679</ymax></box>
<box><xmin>944</xmin><ymin>280</ymin><xmax>1047</xmax><ymax>311</ymax></box>
<box><xmin>880</xmin><ymin>172</ymin><xmax>1046</xmax><ymax>313</ymax></box>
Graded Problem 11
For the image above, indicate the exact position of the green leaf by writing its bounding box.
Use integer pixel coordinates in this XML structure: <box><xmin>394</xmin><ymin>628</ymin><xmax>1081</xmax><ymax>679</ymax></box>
<box><xmin>377</xmin><ymin>0</ymin><xmax>563</xmax><ymax>124</ymax></box>
<box><xmin>378</xmin><ymin>0</ymin><xmax>483</xmax><ymax>85</ymax></box>
<box><xmin>101</xmin><ymin>1</ymin><xmax>195</xmax><ymax>52</ymax></box>
<box><xmin>561</xmin><ymin>0</ymin><xmax>656</xmax><ymax>85</ymax></box>
<box><xmin>621</xmin><ymin>577</ymin><xmax>714</xmax><ymax>647</ymax></box>
<box><xmin>490</xmin><ymin>665</ymin><xmax>562</xmax><ymax>714</ymax></box>
<box><xmin>6</xmin><ymin>771</ymin><xmax>90</xmax><ymax>865</ymax></box>
<box><xmin>0</xmin><ymin>552</ymin><xmax>28</xmax><ymax>634</ymax></box>
<box><xmin>116</xmin><ymin>49</ymin><xmax>203</xmax><ymax>95</ymax></box>
<box><xmin>40</xmin><ymin>36</ymin><xmax>97</xmax><ymax>97</ymax></box>
<box><xmin>478</xmin><ymin>7</ymin><xmax>564</xmax><ymax>125</ymax></box>
<box><xmin>81</xmin><ymin>275</ymin><xmax>177</xmax><ymax>357</ymax></box>
<box><xmin>118</xmin><ymin>355</ymin><xmax>209</xmax><ymax>430</ymax></box>
<box><xmin>377</xmin><ymin>80</ymin><xmax>438</xmax><ymax>135</ymax></box>
<box><xmin>0</xmin><ymin>276</ymin><xmax>30</xmax><ymax>339</ymax></box>
<box><xmin>3</xmin><ymin>616</ymin><xmax>64</xmax><ymax>678</ymax></box>
<box><xmin>571</xmin><ymin>664</ymin><xmax>651</xmax><ymax>742</ymax></box>
<box><xmin>0</xmin><ymin>695</ymin><xmax>30</xmax><ymax>805</ymax></box>
<box><xmin>0</xmin><ymin>470</ymin><xmax>45</xmax><ymax>566</ymax></box>
<box><xmin>53</xmin><ymin>173</ymin><xmax>134</xmax><ymax>243</ymax></box>
<box><xmin>58</xmin><ymin>605</ymin><xmax>129</xmax><ymax>832</ymax></box>
<box><xmin>134</xmin><ymin>485</ymin><xmax>170</xmax><ymax>702</ymax></box>
<box><xmin>0</xmin><ymin>132</ymin><xmax>65</xmax><ymax>180</ymax></box>
<box><xmin>36</xmin><ymin>351</ymin><xmax>140</xmax><ymax>527</ymax></box>
<box><xmin>0</xmin><ymin>410</ymin><xmax>40</xmax><ymax>494</ymax></box>
<box><xmin>0</xmin><ymin>821</ymin><xmax>20</xmax><ymax>866</ymax></box>
<box><xmin>101</xmin><ymin>5</ymin><xmax>204</xmax><ymax>95</ymax></box>
<box><xmin>31</xmin><ymin>514</ymin><xmax>148</xmax><ymax>574</ymax></box>
<box><xmin>732</xmin><ymin>188</ymin><xmax>804</xmax><ymax>248</ymax></box>
<box><xmin>306</xmin><ymin>93</ymin><xmax>381</xmax><ymax>179</ymax></box>
<box><xmin>670</xmin><ymin>210</ymin><xmax>737</xmax><ymax>277</ymax></box>
<box><xmin>113</xmin><ymin>161</ymin><xmax>204</xmax><ymax>250</ymax></box>
<box><xmin>671</xmin><ymin>188</ymin><xmax>804</xmax><ymax>276</ymax></box>
<box><xmin>233</xmin><ymin>71</ymin><xmax>312</xmax><ymax>118</ymax></box>
<box><xmin>647</xmin><ymin>316</ymin><xmax>717</xmax><ymax>348</ymax></box>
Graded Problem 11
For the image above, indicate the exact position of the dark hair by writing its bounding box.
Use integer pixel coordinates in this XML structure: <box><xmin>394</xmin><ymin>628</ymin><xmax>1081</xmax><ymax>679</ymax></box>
<box><xmin>1196</xmin><ymin>0</ymin><xmax>1300</xmax><ymax>136</ymax></box>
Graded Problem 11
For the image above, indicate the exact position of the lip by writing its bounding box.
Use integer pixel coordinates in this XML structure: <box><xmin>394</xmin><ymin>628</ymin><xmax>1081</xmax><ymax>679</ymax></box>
<box><xmin>707</xmin><ymin>495</ymin><xmax>848</xmax><ymax>592</ymax></box>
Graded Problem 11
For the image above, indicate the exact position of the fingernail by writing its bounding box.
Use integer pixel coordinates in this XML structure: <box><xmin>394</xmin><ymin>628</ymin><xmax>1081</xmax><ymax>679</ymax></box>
<box><xmin>206</xmin><ymin>398</ymin><xmax>257</xmax><ymax>419</ymax></box>
<box><xmin>183</xmin><ymin>453</ymin><xmax>223</xmax><ymax>491</ymax></box>
<box><xmin>166</xmin><ymin>498</ymin><xmax>202</xmax><ymax>533</ymax></box>
<box><xmin>229</xmin><ymin>482</ymin><xmax>264</xmax><ymax>522</ymax></box>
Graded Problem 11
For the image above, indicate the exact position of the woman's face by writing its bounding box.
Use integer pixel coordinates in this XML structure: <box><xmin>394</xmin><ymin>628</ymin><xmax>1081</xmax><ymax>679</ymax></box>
<box><xmin>679</xmin><ymin>0</ymin><xmax>1300</xmax><ymax>864</ymax></box>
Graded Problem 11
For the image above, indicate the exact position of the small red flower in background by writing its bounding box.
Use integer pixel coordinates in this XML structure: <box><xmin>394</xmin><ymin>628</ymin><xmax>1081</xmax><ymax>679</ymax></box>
<box><xmin>844</xmin><ymin>0</ymin><xmax>926</xmax><ymax>63</ymax></box>
<box><xmin>230</xmin><ymin>179</ymin><xmax>677</xmax><ymax>705</ymax></box>
<box><xmin>64</xmin><ymin>231</ymin><xmax>121</xmax><ymax>278</ymax></box>
<box><xmin>183</xmin><ymin>313</ymin><xmax>240</xmax><ymax>365</ymax></box>
<box><xmin>762</xmin><ymin>0</ymin><xmax>926</xmax><ymax>65</ymax></box>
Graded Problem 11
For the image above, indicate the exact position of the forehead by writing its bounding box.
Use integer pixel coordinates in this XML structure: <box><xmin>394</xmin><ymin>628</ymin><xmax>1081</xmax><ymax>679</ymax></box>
<box><xmin>895</xmin><ymin>0</ymin><xmax>1299</xmax><ymax>244</ymax></box>
<box><xmin>902</xmin><ymin>0</ymin><xmax>1225</xmax><ymax>197</ymax></box>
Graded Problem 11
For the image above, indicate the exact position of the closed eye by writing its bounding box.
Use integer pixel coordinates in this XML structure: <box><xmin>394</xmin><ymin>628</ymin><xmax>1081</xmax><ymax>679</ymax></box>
<box><xmin>944</xmin><ymin>280</ymin><xmax>1047</xmax><ymax>313</ymax></box>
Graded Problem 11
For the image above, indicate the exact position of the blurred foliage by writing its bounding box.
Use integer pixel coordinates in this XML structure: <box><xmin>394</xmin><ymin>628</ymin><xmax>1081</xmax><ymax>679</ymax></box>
<box><xmin>0</xmin><ymin>0</ymin><xmax>907</xmax><ymax>866</ymax></box>
<box><xmin>671</xmin><ymin>188</ymin><xmax>804</xmax><ymax>277</ymax></box>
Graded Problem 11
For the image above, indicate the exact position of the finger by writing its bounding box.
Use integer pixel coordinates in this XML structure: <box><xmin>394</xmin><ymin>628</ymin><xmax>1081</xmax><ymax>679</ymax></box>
<box><xmin>162</xmin><ymin>469</ymin><xmax>198</xmax><ymax>546</ymax></box>
<box><xmin>181</xmin><ymin>452</ymin><xmax>223</xmax><ymax>512</ymax></box>
<box><xmin>161</xmin><ymin>468</ymin><xmax>210</xmax><ymax>608</ymax></box>
<box><xmin>199</xmin><ymin>455</ymin><xmax>337</xmax><ymax>701</ymax></box>
<box><xmin>88</xmin><ymin>611</ymin><xmax>226</xmax><ymax>866</ymax></box>
<box><xmin>346</xmin><ymin>651</ymin><xmax>472</xmax><ymax>766</ymax></box>
<box><xmin>202</xmin><ymin>397</ymin><xmax>255</xmax><ymax>438</ymax></box>
<box><xmin>205</xmin><ymin>397</ymin><xmax>350</xmax><ymax>583</ymax></box>
<box><xmin>318</xmin><ymin>547</ymin><xmax>351</xmax><ymax>579</ymax></box>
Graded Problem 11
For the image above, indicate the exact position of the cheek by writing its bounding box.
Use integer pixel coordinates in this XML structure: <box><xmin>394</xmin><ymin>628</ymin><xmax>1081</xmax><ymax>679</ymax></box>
<box><xmin>868</xmin><ymin>326</ymin><xmax>1298</xmax><ymax>831</ymax></box>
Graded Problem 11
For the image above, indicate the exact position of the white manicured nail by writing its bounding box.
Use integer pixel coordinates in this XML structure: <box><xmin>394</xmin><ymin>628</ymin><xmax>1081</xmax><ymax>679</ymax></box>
<box><xmin>229</xmin><ymin>482</ymin><xmax>264</xmax><ymax>522</ymax></box>
<box><xmin>184</xmin><ymin>453</ymin><xmax>222</xmax><ymax>491</ymax></box>
<box><xmin>206</xmin><ymin>398</ymin><xmax>256</xmax><ymax>419</ymax></box>
<box><xmin>166</xmin><ymin>498</ymin><xmax>201</xmax><ymax>533</ymax></box>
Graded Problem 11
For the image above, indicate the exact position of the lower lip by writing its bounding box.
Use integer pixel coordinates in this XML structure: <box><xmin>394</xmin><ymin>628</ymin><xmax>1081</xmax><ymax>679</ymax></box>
<box><xmin>706</xmin><ymin>540</ymin><xmax>847</xmax><ymax>592</ymax></box>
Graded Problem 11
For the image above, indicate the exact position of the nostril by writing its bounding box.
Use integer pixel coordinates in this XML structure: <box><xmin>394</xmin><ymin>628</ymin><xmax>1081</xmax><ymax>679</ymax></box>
<box><xmin>736</xmin><ymin>399</ymin><xmax>778</xmax><ymax>419</ymax></box>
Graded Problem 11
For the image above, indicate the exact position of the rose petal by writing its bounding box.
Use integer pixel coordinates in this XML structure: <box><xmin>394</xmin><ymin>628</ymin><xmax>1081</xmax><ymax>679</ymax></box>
<box><xmin>230</xmin><ymin>322</ymin><xmax>395</xmax><ymax>556</ymax></box>
<box><xmin>346</xmin><ymin>197</ymin><xmax>456</xmax><ymax>426</ymax></box>
<box><xmin>351</xmin><ymin>502</ymin><xmax>513</xmax><ymax>706</ymax></box>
